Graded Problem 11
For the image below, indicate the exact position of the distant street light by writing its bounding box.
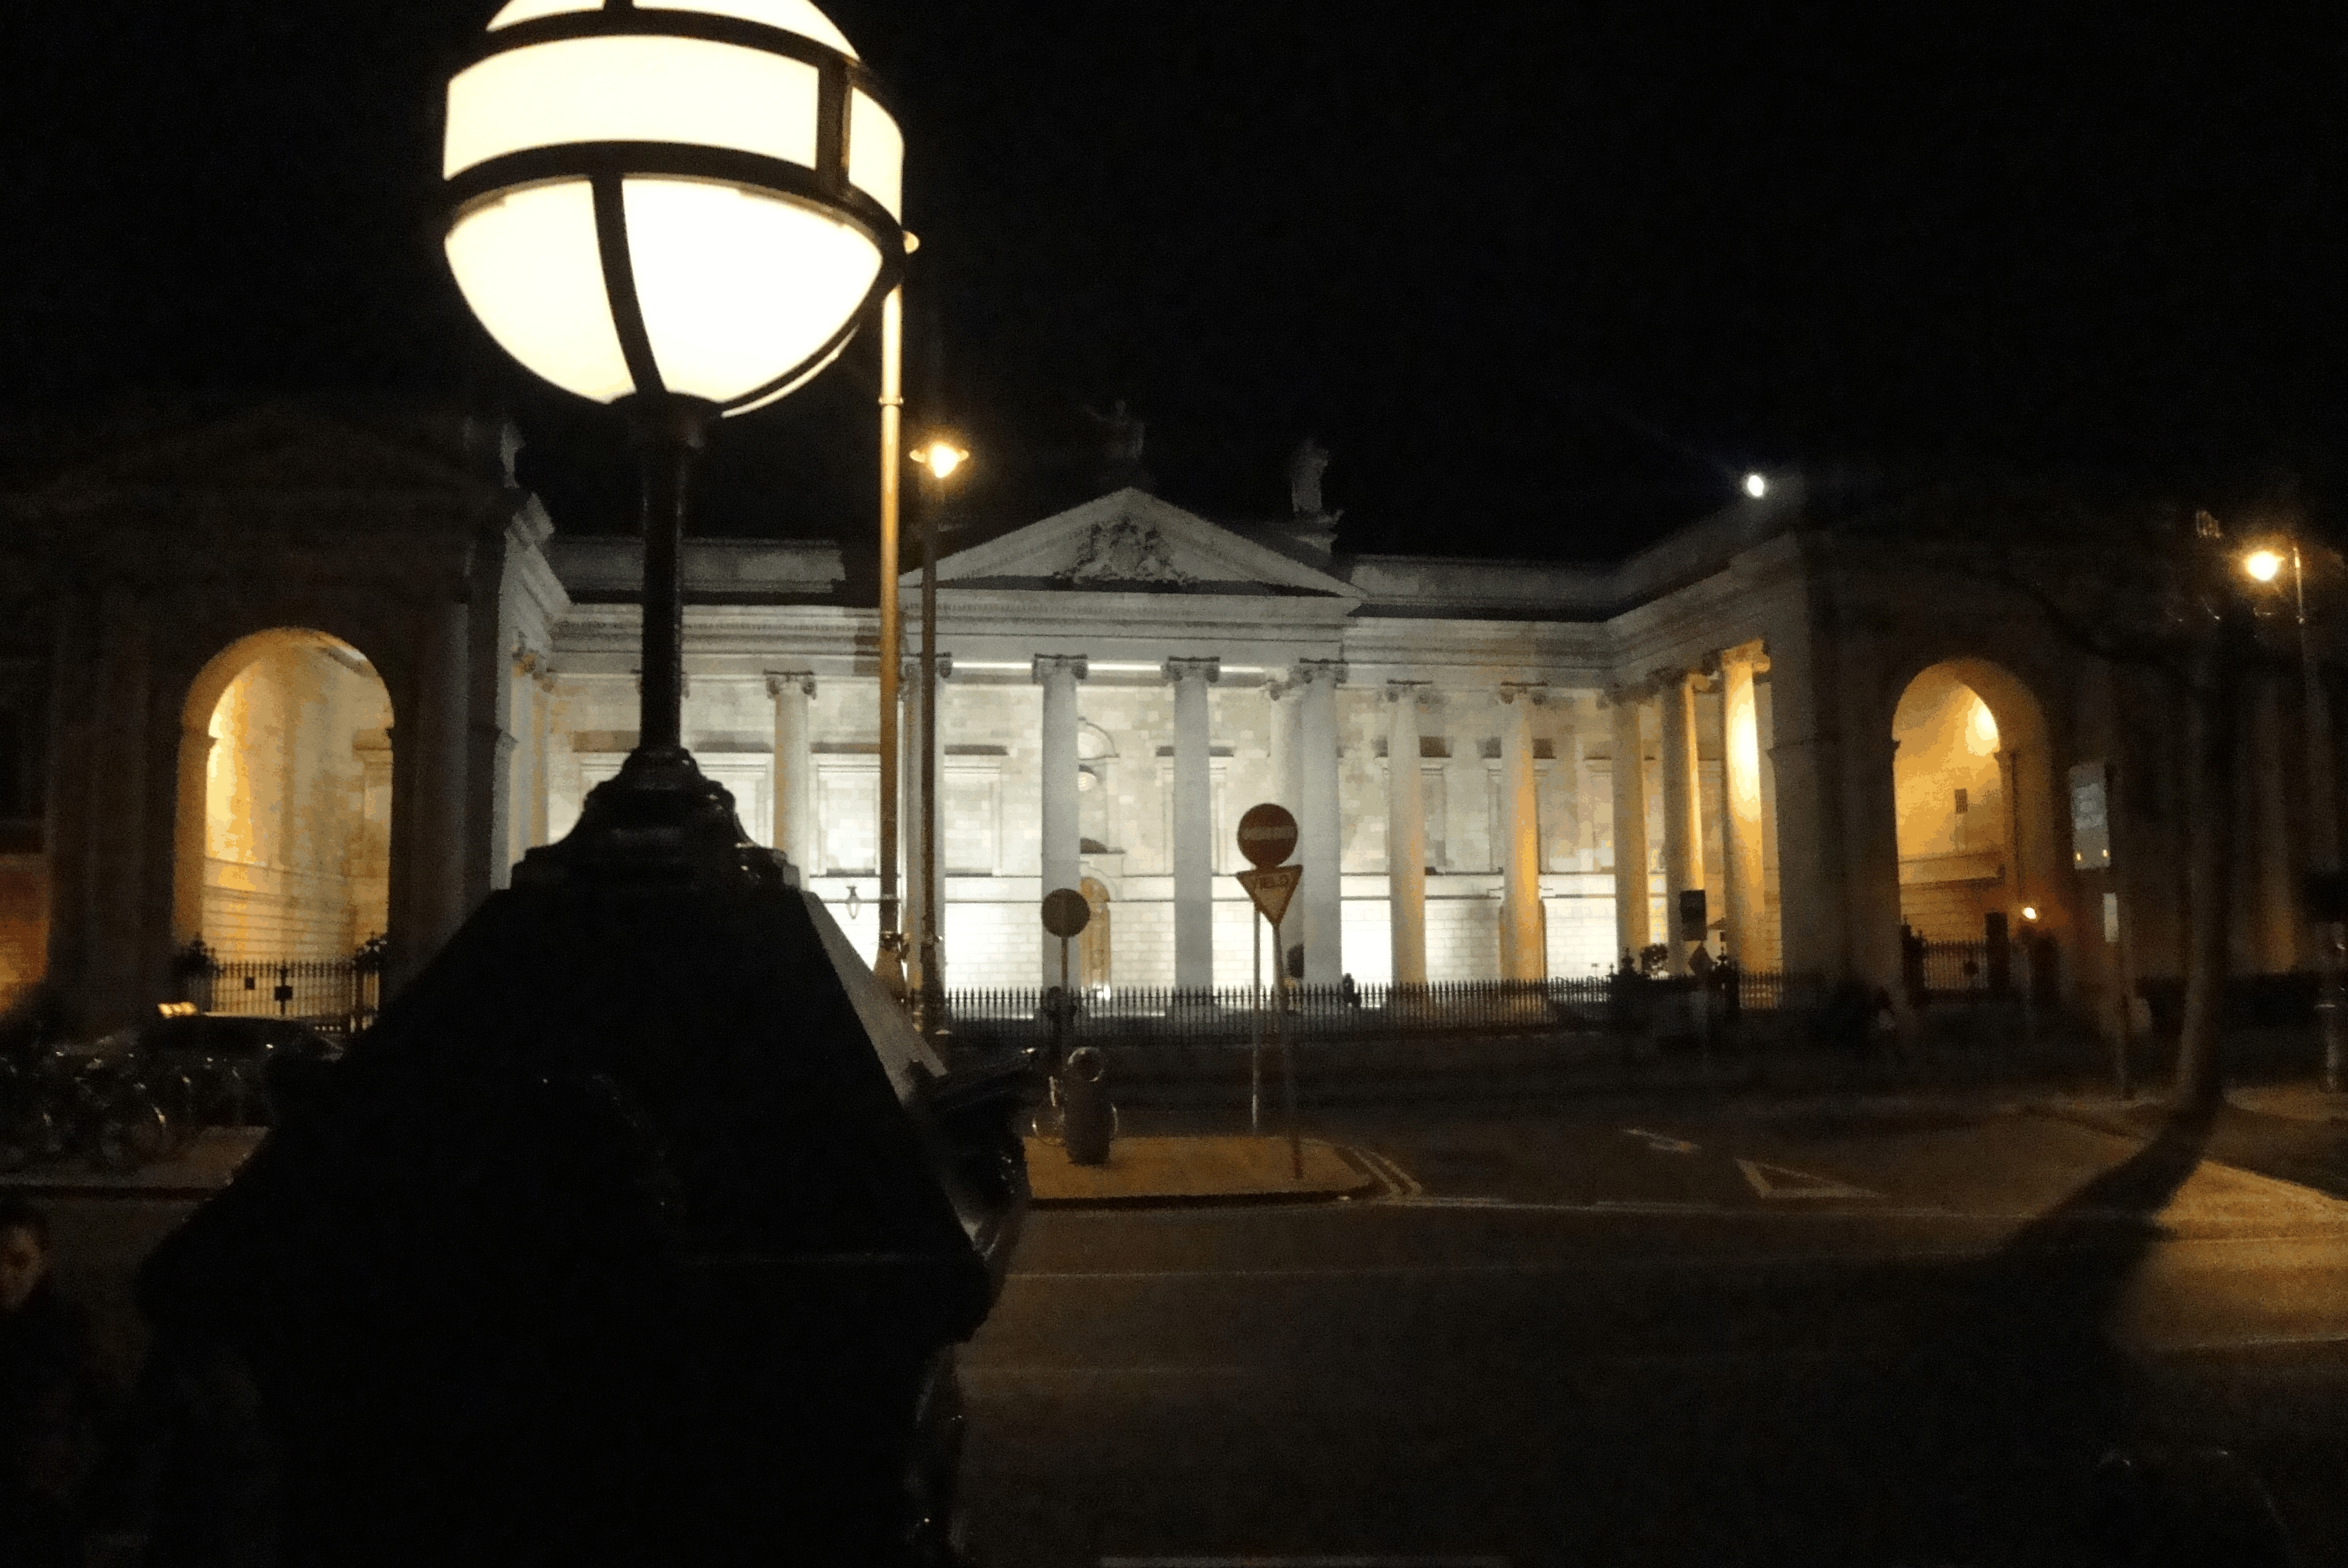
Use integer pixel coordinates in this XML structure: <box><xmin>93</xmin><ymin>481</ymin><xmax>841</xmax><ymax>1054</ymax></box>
<box><xmin>2240</xmin><ymin>538</ymin><xmax>2347</xmax><ymax>1091</ymax></box>
<box><xmin>1743</xmin><ymin>472</ymin><xmax>1769</xmax><ymax>499</ymax></box>
<box><xmin>910</xmin><ymin>436</ymin><xmax>970</xmax><ymax>1039</ymax></box>
<box><xmin>440</xmin><ymin>0</ymin><xmax>905</xmax><ymax>817</ymax></box>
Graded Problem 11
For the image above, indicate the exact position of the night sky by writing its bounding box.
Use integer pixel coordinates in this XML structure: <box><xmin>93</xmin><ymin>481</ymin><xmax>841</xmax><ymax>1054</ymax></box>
<box><xmin>5</xmin><ymin>3</ymin><xmax>2342</xmax><ymax>561</ymax></box>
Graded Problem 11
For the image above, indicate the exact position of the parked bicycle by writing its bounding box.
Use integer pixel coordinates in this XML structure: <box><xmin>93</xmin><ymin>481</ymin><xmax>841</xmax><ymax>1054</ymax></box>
<box><xmin>0</xmin><ymin>1032</ymin><xmax>176</xmax><ymax>1173</ymax></box>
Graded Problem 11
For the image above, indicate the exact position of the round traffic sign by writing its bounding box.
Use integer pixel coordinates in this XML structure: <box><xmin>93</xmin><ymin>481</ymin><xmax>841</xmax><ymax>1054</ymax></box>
<box><xmin>1041</xmin><ymin>887</ymin><xmax>1092</xmax><ymax>938</ymax></box>
<box><xmin>1236</xmin><ymin>803</ymin><xmax>1298</xmax><ymax>869</ymax></box>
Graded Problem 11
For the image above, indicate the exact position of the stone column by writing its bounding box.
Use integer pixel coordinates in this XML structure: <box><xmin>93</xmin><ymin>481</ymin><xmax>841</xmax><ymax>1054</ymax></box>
<box><xmin>1607</xmin><ymin>686</ymin><xmax>1652</xmax><ymax>964</ymax></box>
<box><xmin>1034</xmin><ymin>654</ymin><xmax>1088</xmax><ymax>984</ymax></box>
<box><xmin>172</xmin><ymin>719</ymin><xmax>215</xmax><ymax>945</ymax></box>
<box><xmin>1165</xmin><ymin>657</ymin><xmax>1220</xmax><ymax>990</ymax></box>
<box><xmin>1497</xmin><ymin>683</ymin><xmax>1546</xmax><ymax>979</ymax></box>
<box><xmin>528</xmin><ymin>668</ymin><xmax>555</xmax><ymax>850</ymax></box>
<box><xmin>1295</xmin><ymin>660</ymin><xmax>1346</xmax><ymax>985</ymax></box>
<box><xmin>1716</xmin><ymin>649</ymin><xmax>1770</xmax><ymax>965</ymax></box>
<box><xmin>1655</xmin><ymin>668</ymin><xmax>1705</xmax><ymax>972</ymax></box>
<box><xmin>389</xmin><ymin>599</ymin><xmax>471</xmax><ymax>995</ymax></box>
<box><xmin>1385</xmin><ymin>682</ymin><xmax>1429</xmax><ymax>986</ymax></box>
<box><xmin>85</xmin><ymin>584</ymin><xmax>153</xmax><ymax>1023</ymax></box>
<box><xmin>767</xmin><ymin>672</ymin><xmax>815</xmax><ymax>874</ymax></box>
<box><xmin>1271</xmin><ymin>679</ymin><xmax>1303</xmax><ymax>818</ymax></box>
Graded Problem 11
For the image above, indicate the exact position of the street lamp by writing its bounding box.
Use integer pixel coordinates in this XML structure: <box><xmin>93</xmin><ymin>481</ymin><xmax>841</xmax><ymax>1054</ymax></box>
<box><xmin>2242</xmin><ymin>538</ymin><xmax>2347</xmax><ymax>1091</ymax></box>
<box><xmin>909</xmin><ymin>437</ymin><xmax>969</xmax><ymax>1040</ymax></box>
<box><xmin>443</xmin><ymin>0</ymin><xmax>906</xmax><ymax>810</ymax></box>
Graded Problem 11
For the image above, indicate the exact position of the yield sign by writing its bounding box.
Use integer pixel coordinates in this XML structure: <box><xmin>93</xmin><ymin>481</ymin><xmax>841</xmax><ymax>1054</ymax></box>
<box><xmin>1236</xmin><ymin>864</ymin><xmax>1301</xmax><ymax>927</ymax></box>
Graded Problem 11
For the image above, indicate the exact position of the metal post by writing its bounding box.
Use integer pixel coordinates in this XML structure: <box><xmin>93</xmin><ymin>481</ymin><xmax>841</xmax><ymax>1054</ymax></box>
<box><xmin>628</xmin><ymin>396</ymin><xmax>710</xmax><ymax>756</ymax></box>
<box><xmin>1276</xmin><ymin>913</ymin><xmax>1300</xmax><ymax>1178</ymax></box>
<box><xmin>875</xmin><ymin>288</ymin><xmax>906</xmax><ymax>996</ymax></box>
<box><xmin>916</xmin><ymin>463</ymin><xmax>946</xmax><ymax>1040</ymax></box>
<box><xmin>1250</xmin><ymin>908</ymin><xmax>1263</xmax><ymax>1133</ymax></box>
<box><xmin>2292</xmin><ymin>542</ymin><xmax>2347</xmax><ymax>1093</ymax></box>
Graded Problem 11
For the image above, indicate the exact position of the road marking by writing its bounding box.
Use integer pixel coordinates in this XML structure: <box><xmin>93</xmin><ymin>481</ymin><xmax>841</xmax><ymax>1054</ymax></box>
<box><xmin>1102</xmin><ymin>1557</ymin><xmax>1510</xmax><ymax>1567</ymax></box>
<box><xmin>1736</xmin><ymin>1158</ymin><xmax>1881</xmax><ymax>1201</ymax></box>
<box><xmin>1357</xmin><ymin>1149</ymin><xmax>1423</xmax><ymax>1197</ymax></box>
<box><xmin>1623</xmin><ymin>1127</ymin><xmax>1700</xmax><ymax>1154</ymax></box>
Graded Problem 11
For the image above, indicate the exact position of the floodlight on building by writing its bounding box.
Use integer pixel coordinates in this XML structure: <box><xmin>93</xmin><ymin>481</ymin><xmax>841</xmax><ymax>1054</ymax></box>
<box><xmin>1743</xmin><ymin>472</ymin><xmax>1768</xmax><ymax>499</ymax></box>
<box><xmin>2020</xmin><ymin>905</ymin><xmax>2039</xmax><ymax>923</ymax></box>
<box><xmin>439</xmin><ymin>0</ymin><xmax>906</xmax><ymax>761</ymax></box>
<box><xmin>441</xmin><ymin>0</ymin><xmax>905</xmax><ymax>417</ymax></box>
<box><xmin>2245</xmin><ymin>548</ymin><xmax>2285</xmax><ymax>584</ymax></box>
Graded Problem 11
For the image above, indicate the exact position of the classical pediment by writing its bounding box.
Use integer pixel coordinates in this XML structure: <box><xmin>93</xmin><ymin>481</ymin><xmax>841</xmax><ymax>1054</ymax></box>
<box><xmin>917</xmin><ymin>489</ymin><xmax>1359</xmax><ymax>599</ymax></box>
<box><xmin>15</xmin><ymin>403</ymin><xmax>516</xmax><ymax>512</ymax></box>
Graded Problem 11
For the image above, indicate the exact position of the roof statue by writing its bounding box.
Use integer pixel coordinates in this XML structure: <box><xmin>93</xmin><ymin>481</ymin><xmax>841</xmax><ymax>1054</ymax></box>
<box><xmin>1287</xmin><ymin>436</ymin><xmax>1341</xmax><ymax>524</ymax></box>
<box><xmin>1083</xmin><ymin>398</ymin><xmax>1153</xmax><ymax>494</ymax></box>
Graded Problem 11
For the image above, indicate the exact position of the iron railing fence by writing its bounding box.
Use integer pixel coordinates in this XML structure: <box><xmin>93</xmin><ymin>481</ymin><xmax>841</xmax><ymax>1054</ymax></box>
<box><xmin>1918</xmin><ymin>940</ymin><xmax>1993</xmax><ymax>995</ymax></box>
<box><xmin>186</xmin><ymin>959</ymin><xmax>381</xmax><ymax>1035</ymax></box>
<box><xmin>946</xmin><ymin>970</ymin><xmax>1803</xmax><ymax>1051</ymax></box>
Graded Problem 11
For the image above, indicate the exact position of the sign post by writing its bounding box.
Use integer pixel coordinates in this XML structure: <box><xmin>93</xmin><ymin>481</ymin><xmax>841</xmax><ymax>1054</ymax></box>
<box><xmin>1234</xmin><ymin>803</ymin><xmax>1303</xmax><ymax>1178</ymax></box>
<box><xmin>1040</xmin><ymin>887</ymin><xmax>1090</xmax><ymax>1074</ymax></box>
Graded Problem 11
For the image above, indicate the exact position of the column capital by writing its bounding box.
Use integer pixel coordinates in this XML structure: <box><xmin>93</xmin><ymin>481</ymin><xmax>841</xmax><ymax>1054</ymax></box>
<box><xmin>900</xmin><ymin>655</ymin><xmax>954</xmax><ymax>685</ymax></box>
<box><xmin>1293</xmin><ymin>658</ymin><xmax>1348</xmax><ymax>688</ymax></box>
<box><xmin>1162</xmin><ymin>656</ymin><xmax>1222</xmax><ymax>684</ymax></box>
<box><xmin>1647</xmin><ymin>665</ymin><xmax>1701</xmax><ymax>693</ymax></box>
<box><xmin>1385</xmin><ymin>678</ymin><xmax>1432</xmax><ymax>704</ymax></box>
<box><xmin>764</xmin><ymin>670</ymin><xmax>817</xmax><ymax>699</ymax></box>
<box><xmin>1497</xmin><ymin>680</ymin><xmax>1549</xmax><ymax>706</ymax></box>
<box><xmin>1031</xmin><ymin>654</ymin><xmax>1088</xmax><ymax>684</ymax></box>
<box><xmin>1601</xmin><ymin>681</ymin><xmax>1652</xmax><ymax>708</ymax></box>
<box><xmin>511</xmin><ymin>641</ymin><xmax>550</xmax><ymax>680</ymax></box>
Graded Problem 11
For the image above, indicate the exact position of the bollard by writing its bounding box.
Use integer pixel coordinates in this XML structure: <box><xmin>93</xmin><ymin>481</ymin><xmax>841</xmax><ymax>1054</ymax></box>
<box><xmin>1059</xmin><ymin>1046</ymin><xmax>1114</xmax><ymax>1166</ymax></box>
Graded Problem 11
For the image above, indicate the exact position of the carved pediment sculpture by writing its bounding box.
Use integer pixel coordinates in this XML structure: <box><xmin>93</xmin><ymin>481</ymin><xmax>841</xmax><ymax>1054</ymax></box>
<box><xmin>1054</xmin><ymin>519</ymin><xmax>1195</xmax><ymax>587</ymax></box>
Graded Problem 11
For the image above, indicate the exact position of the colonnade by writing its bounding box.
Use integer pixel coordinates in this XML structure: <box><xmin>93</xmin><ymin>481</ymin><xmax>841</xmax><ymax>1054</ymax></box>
<box><xmin>1603</xmin><ymin>644</ymin><xmax>1773</xmax><ymax>974</ymax></box>
<box><xmin>754</xmin><ymin>646</ymin><xmax>1780</xmax><ymax>992</ymax></box>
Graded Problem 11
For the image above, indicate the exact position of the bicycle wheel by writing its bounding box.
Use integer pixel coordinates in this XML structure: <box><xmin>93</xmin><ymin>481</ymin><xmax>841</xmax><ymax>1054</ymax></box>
<box><xmin>96</xmin><ymin>1098</ymin><xmax>173</xmax><ymax>1172</ymax></box>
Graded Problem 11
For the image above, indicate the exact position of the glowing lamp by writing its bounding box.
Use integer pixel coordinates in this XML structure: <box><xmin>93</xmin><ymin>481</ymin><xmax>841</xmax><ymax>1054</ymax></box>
<box><xmin>2020</xmin><ymin>905</ymin><xmax>2039</xmax><ymax>922</ymax></box>
<box><xmin>2244</xmin><ymin>549</ymin><xmax>2285</xmax><ymax>584</ymax></box>
<box><xmin>441</xmin><ymin>0</ymin><xmax>906</xmax><ymax>415</ymax></box>
<box><xmin>911</xmin><ymin>440</ymin><xmax>969</xmax><ymax>482</ymax></box>
<box><xmin>1743</xmin><ymin>472</ymin><xmax>1768</xmax><ymax>499</ymax></box>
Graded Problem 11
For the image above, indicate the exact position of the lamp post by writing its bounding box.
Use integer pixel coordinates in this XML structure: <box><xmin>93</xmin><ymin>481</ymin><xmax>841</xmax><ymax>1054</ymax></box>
<box><xmin>909</xmin><ymin>438</ymin><xmax>967</xmax><ymax>1041</ymax></box>
<box><xmin>2247</xmin><ymin>543</ymin><xmax>2345</xmax><ymax>1090</ymax></box>
<box><xmin>441</xmin><ymin>0</ymin><xmax>906</xmax><ymax>828</ymax></box>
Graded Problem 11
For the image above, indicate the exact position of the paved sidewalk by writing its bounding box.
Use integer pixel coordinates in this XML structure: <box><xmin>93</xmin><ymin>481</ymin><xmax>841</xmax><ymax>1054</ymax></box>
<box><xmin>2026</xmin><ymin>1079</ymin><xmax>2348</xmax><ymax>1202</ymax></box>
<box><xmin>0</xmin><ymin>1127</ymin><xmax>265</xmax><ymax>1197</ymax></box>
<box><xmin>1023</xmin><ymin>1134</ymin><xmax>1376</xmax><ymax>1204</ymax></box>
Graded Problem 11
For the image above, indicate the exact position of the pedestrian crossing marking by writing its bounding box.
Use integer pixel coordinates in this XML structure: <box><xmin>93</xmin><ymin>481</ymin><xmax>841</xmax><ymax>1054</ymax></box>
<box><xmin>1736</xmin><ymin>1157</ymin><xmax>1880</xmax><ymax>1201</ymax></box>
<box><xmin>1623</xmin><ymin>1127</ymin><xmax>1700</xmax><ymax>1154</ymax></box>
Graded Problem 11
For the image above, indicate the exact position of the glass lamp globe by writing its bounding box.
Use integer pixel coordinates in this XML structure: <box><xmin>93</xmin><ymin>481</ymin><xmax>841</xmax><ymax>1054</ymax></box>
<box><xmin>441</xmin><ymin>0</ymin><xmax>905</xmax><ymax>414</ymax></box>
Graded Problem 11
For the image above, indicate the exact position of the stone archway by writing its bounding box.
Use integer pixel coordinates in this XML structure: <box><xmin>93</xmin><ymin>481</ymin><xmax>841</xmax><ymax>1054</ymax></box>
<box><xmin>176</xmin><ymin>630</ymin><xmax>393</xmax><ymax>962</ymax></box>
<box><xmin>1890</xmin><ymin>658</ymin><xmax>2063</xmax><ymax>947</ymax></box>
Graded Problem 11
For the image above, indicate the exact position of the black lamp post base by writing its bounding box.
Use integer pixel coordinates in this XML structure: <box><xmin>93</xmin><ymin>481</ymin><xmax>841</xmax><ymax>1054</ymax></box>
<box><xmin>132</xmin><ymin>750</ymin><xmax>1028</xmax><ymax>1568</ymax></box>
<box><xmin>515</xmin><ymin>744</ymin><xmax>791</xmax><ymax>893</ymax></box>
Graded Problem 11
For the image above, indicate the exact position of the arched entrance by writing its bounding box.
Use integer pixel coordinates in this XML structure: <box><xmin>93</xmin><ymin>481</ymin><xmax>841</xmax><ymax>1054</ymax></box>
<box><xmin>1078</xmin><ymin>876</ymin><xmax>1112</xmax><ymax>990</ymax></box>
<box><xmin>1891</xmin><ymin>659</ymin><xmax>2063</xmax><ymax>948</ymax></box>
<box><xmin>176</xmin><ymin>630</ymin><xmax>393</xmax><ymax>963</ymax></box>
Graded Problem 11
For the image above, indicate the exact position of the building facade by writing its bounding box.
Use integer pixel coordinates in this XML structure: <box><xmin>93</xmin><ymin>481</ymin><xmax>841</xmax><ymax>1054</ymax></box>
<box><xmin>2</xmin><ymin>406</ymin><xmax>2334</xmax><ymax>1039</ymax></box>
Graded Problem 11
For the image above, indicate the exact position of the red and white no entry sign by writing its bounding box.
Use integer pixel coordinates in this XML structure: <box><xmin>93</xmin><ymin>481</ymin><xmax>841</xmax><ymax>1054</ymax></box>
<box><xmin>1236</xmin><ymin>802</ymin><xmax>1298</xmax><ymax>869</ymax></box>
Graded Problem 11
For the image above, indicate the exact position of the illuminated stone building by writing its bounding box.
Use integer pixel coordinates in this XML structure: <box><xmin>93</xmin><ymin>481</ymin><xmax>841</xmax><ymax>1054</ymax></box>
<box><xmin>0</xmin><ymin>405</ymin><xmax>2327</xmax><ymax>1037</ymax></box>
